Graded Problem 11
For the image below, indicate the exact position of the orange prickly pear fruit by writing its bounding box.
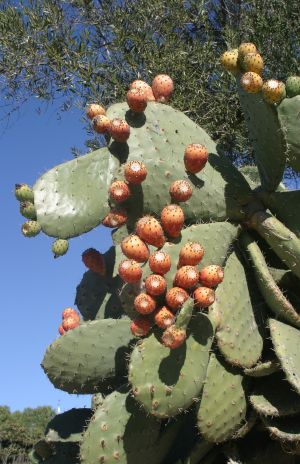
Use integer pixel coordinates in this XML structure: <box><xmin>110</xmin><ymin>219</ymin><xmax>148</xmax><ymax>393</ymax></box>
<box><xmin>109</xmin><ymin>118</ymin><xmax>130</xmax><ymax>142</ymax></box>
<box><xmin>136</xmin><ymin>216</ymin><xmax>165</xmax><ymax>248</ymax></box>
<box><xmin>152</xmin><ymin>74</ymin><xmax>174</xmax><ymax>102</ymax></box>
<box><xmin>148</xmin><ymin>251</ymin><xmax>171</xmax><ymax>275</ymax></box>
<box><xmin>174</xmin><ymin>265</ymin><xmax>199</xmax><ymax>289</ymax></box>
<box><xmin>238</xmin><ymin>42</ymin><xmax>257</xmax><ymax>58</ymax></box>
<box><xmin>118</xmin><ymin>259</ymin><xmax>142</xmax><ymax>283</ymax></box>
<box><xmin>102</xmin><ymin>209</ymin><xmax>127</xmax><ymax>228</ymax></box>
<box><xmin>154</xmin><ymin>306</ymin><xmax>175</xmax><ymax>329</ymax></box>
<box><xmin>92</xmin><ymin>115</ymin><xmax>111</xmax><ymax>133</ymax></box>
<box><xmin>240</xmin><ymin>72</ymin><xmax>263</xmax><ymax>93</ymax></box>
<box><xmin>165</xmin><ymin>287</ymin><xmax>189</xmax><ymax>311</ymax></box>
<box><xmin>124</xmin><ymin>161</ymin><xmax>147</xmax><ymax>184</ymax></box>
<box><xmin>220</xmin><ymin>49</ymin><xmax>239</xmax><ymax>74</ymax></box>
<box><xmin>130</xmin><ymin>80</ymin><xmax>155</xmax><ymax>101</ymax></box>
<box><xmin>134</xmin><ymin>293</ymin><xmax>156</xmax><ymax>315</ymax></box>
<box><xmin>262</xmin><ymin>79</ymin><xmax>286</xmax><ymax>104</ymax></box>
<box><xmin>86</xmin><ymin>103</ymin><xmax>106</xmax><ymax>119</ymax></box>
<box><xmin>109</xmin><ymin>181</ymin><xmax>130</xmax><ymax>203</ymax></box>
<box><xmin>130</xmin><ymin>318</ymin><xmax>152</xmax><ymax>337</ymax></box>
<box><xmin>178</xmin><ymin>241</ymin><xmax>205</xmax><ymax>267</ymax></box>
<box><xmin>121</xmin><ymin>234</ymin><xmax>149</xmax><ymax>263</ymax></box>
<box><xmin>184</xmin><ymin>144</ymin><xmax>208</xmax><ymax>174</ymax></box>
<box><xmin>144</xmin><ymin>274</ymin><xmax>167</xmax><ymax>296</ymax></box>
<box><xmin>199</xmin><ymin>265</ymin><xmax>224</xmax><ymax>288</ymax></box>
<box><xmin>127</xmin><ymin>88</ymin><xmax>148</xmax><ymax>113</ymax></box>
<box><xmin>241</xmin><ymin>52</ymin><xmax>264</xmax><ymax>75</ymax></box>
<box><xmin>193</xmin><ymin>287</ymin><xmax>215</xmax><ymax>308</ymax></box>
<box><xmin>169</xmin><ymin>180</ymin><xmax>193</xmax><ymax>203</ymax></box>
<box><xmin>161</xmin><ymin>326</ymin><xmax>187</xmax><ymax>349</ymax></box>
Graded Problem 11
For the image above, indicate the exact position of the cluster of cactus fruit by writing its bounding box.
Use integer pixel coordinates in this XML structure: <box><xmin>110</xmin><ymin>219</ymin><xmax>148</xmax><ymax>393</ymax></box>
<box><xmin>16</xmin><ymin>43</ymin><xmax>300</xmax><ymax>463</ymax></box>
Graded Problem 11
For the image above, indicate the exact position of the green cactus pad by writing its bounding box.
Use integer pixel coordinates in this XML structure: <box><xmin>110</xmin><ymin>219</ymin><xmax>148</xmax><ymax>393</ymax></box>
<box><xmin>269</xmin><ymin>319</ymin><xmax>300</xmax><ymax>395</ymax></box>
<box><xmin>80</xmin><ymin>388</ymin><xmax>175</xmax><ymax>464</ymax></box>
<box><xmin>45</xmin><ymin>408</ymin><xmax>93</xmax><ymax>442</ymax></box>
<box><xmin>33</xmin><ymin>147</ymin><xmax>119</xmax><ymax>239</ymax></box>
<box><xmin>240</xmin><ymin>232</ymin><xmax>300</xmax><ymax>328</ymax></box>
<box><xmin>239</xmin><ymin>165</ymin><xmax>261</xmax><ymax>189</ymax></box>
<box><xmin>211</xmin><ymin>250</ymin><xmax>263</xmax><ymax>368</ymax></box>
<box><xmin>231</xmin><ymin>409</ymin><xmax>257</xmax><ymax>439</ymax></box>
<box><xmin>244</xmin><ymin>358</ymin><xmax>280</xmax><ymax>377</ymax></box>
<box><xmin>197</xmin><ymin>353</ymin><xmax>247</xmax><ymax>443</ymax></box>
<box><xmin>42</xmin><ymin>318</ymin><xmax>135</xmax><ymax>394</ymax></box>
<box><xmin>277</xmin><ymin>96</ymin><xmax>300</xmax><ymax>172</ymax></box>
<box><xmin>128</xmin><ymin>313</ymin><xmax>214</xmax><ymax>418</ymax></box>
<box><xmin>107</xmin><ymin>102</ymin><xmax>252</xmax><ymax>223</ymax></box>
<box><xmin>236</xmin><ymin>77</ymin><xmax>287</xmax><ymax>191</ymax></box>
<box><xmin>261</xmin><ymin>414</ymin><xmax>300</xmax><ymax>443</ymax></box>
<box><xmin>250</xmin><ymin>373</ymin><xmax>300</xmax><ymax>417</ymax></box>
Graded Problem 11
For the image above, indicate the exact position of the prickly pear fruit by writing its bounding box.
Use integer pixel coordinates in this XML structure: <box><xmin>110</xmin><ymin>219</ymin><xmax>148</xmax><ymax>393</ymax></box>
<box><xmin>241</xmin><ymin>52</ymin><xmax>264</xmax><ymax>75</ymax></box>
<box><xmin>193</xmin><ymin>287</ymin><xmax>215</xmax><ymax>308</ymax></box>
<box><xmin>109</xmin><ymin>180</ymin><xmax>131</xmax><ymax>203</ymax></box>
<box><xmin>121</xmin><ymin>234</ymin><xmax>149</xmax><ymax>263</ymax></box>
<box><xmin>130</xmin><ymin>318</ymin><xmax>152</xmax><ymax>337</ymax></box>
<box><xmin>174</xmin><ymin>265</ymin><xmax>199</xmax><ymax>289</ymax></box>
<box><xmin>58</xmin><ymin>324</ymin><xmax>65</xmax><ymax>336</ymax></box>
<box><xmin>86</xmin><ymin>103</ymin><xmax>106</xmax><ymax>119</ymax></box>
<box><xmin>144</xmin><ymin>274</ymin><xmax>167</xmax><ymax>296</ymax></box>
<box><xmin>184</xmin><ymin>144</ymin><xmax>208</xmax><ymax>174</ymax></box>
<box><xmin>124</xmin><ymin>160</ymin><xmax>147</xmax><ymax>184</ymax></box>
<box><xmin>62</xmin><ymin>307</ymin><xmax>80</xmax><ymax>320</ymax></box>
<box><xmin>134</xmin><ymin>293</ymin><xmax>156</xmax><ymax>315</ymax></box>
<box><xmin>148</xmin><ymin>250</ymin><xmax>171</xmax><ymax>275</ymax></box>
<box><xmin>161</xmin><ymin>204</ymin><xmax>185</xmax><ymax>237</ymax></box>
<box><xmin>161</xmin><ymin>326</ymin><xmax>187</xmax><ymax>349</ymax></box>
<box><xmin>262</xmin><ymin>79</ymin><xmax>286</xmax><ymax>104</ymax></box>
<box><xmin>62</xmin><ymin>316</ymin><xmax>80</xmax><ymax>331</ymax></box>
<box><xmin>220</xmin><ymin>49</ymin><xmax>239</xmax><ymax>74</ymax></box>
<box><xmin>130</xmin><ymin>80</ymin><xmax>155</xmax><ymax>101</ymax></box>
<box><xmin>169</xmin><ymin>180</ymin><xmax>193</xmax><ymax>202</ymax></box>
<box><xmin>82</xmin><ymin>248</ymin><xmax>106</xmax><ymax>275</ymax></box>
<box><xmin>286</xmin><ymin>76</ymin><xmax>300</xmax><ymax>97</ymax></box>
<box><xmin>109</xmin><ymin>118</ymin><xmax>130</xmax><ymax>142</ymax></box>
<box><xmin>136</xmin><ymin>216</ymin><xmax>165</xmax><ymax>248</ymax></box>
<box><xmin>15</xmin><ymin>184</ymin><xmax>34</xmax><ymax>202</ymax></box>
<box><xmin>102</xmin><ymin>209</ymin><xmax>127</xmax><ymax>228</ymax></box>
<box><xmin>126</xmin><ymin>88</ymin><xmax>148</xmax><ymax>113</ymax></box>
<box><xmin>199</xmin><ymin>265</ymin><xmax>224</xmax><ymax>287</ymax></box>
<box><xmin>20</xmin><ymin>201</ymin><xmax>37</xmax><ymax>220</ymax></box>
<box><xmin>151</xmin><ymin>74</ymin><xmax>174</xmax><ymax>102</ymax></box>
<box><xmin>179</xmin><ymin>241</ymin><xmax>205</xmax><ymax>266</ymax></box>
<box><xmin>241</xmin><ymin>72</ymin><xmax>263</xmax><ymax>93</ymax></box>
<box><xmin>21</xmin><ymin>220</ymin><xmax>41</xmax><ymax>238</ymax></box>
<box><xmin>165</xmin><ymin>287</ymin><xmax>189</xmax><ymax>310</ymax></box>
<box><xmin>238</xmin><ymin>42</ymin><xmax>257</xmax><ymax>58</ymax></box>
<box><xmin>154</xmin><ymin>306</ymin><xmax>175</xmax><ymax>329</ymax></box>
<box><xmin>118</xmin><ymin>259</ymin><xmax>142</xmax><ymax>283</ymax></box>
<box><xmin>92</xmin><ymin>114</ymin><xmax>111</xmax><ymax>133</ymax></box>
<box><xmin>52</xmin><ymin>239</ymin><xmax>69</xmax><ymax>258</ymax></box>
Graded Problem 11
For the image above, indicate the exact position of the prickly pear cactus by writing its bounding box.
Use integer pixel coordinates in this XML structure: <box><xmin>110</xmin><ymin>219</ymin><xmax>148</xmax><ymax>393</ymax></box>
<box><xmin>21</xmin><ymin>45</ymin><xmax>300</xmax><ymax>463</ymax></box>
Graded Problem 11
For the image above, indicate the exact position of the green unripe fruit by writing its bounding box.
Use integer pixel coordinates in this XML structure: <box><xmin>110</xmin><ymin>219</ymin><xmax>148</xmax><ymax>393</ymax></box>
<box><xmin>15</xmin><ymin>183</ymin><xmax>34</xmax><ymax>202</ymax></box>
<box><xmin>52</xmin><ymin>239</ymin><xmax>69</xmax><ymax>258</ymax></box>
<box><xmin>21</xmin><ymin>220</ymin><xmax>41</xmax><ymax>237</ymax></box>
<box><xmin>285</xmin><ymin>76</ymin><xmax>300</xmax><ymax>97</ymax></box>
<box><xmin>20</xmin><ymin>201</ymin><xmax>37</xmax><ymax>220</ymax></box>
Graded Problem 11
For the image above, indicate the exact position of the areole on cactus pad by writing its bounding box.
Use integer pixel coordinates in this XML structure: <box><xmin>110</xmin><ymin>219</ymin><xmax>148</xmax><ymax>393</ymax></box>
<box><xmin>17</xmin><ymin>44</ymin><xmax>300</xmax><ymax>463</ymax></box>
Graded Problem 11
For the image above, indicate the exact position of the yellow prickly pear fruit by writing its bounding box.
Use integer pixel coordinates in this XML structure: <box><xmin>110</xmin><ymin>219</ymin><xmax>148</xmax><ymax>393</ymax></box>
<box><xmin>220</xmin><ymin>49</ymin><xmax>239</xmax><ymax>74</ymax></box>
<box><xmin>238</xmin><ymin>42</ymin><xmax>257</xmax><ymax>58</ymax></box>
<box><xmin>240</xmin><ymin>72</ymin><xmax>263</xmax><ymax>93</ymax></box>
<box><xmin>241</xmin><ymin>53</ymin><xmax>264</xmax><ymax>75</ymax></box>
<box><xmin>262</xmin><ymin>79</ymin><xmax>286</xmax><ymax>104</ymax></box>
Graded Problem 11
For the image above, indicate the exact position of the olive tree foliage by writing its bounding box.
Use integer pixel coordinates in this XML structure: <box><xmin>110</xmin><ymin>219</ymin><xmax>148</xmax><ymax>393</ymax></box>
<box><xmin>0</xmin><ymin>0</ymin><xmax>300</xmax><ymax>163</ymax></box>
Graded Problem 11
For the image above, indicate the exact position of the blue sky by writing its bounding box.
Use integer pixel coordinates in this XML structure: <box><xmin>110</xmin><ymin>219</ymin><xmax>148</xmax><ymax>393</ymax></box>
<box><xmin>0</xmin><ymin>100</ymin><xmax>112</xmax><ymax>413</ymax></box>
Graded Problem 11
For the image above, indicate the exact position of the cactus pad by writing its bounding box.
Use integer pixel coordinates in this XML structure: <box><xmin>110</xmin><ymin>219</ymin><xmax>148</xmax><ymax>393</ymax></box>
<box><xmin>262</xmin><ymin>414</ymin><xmax>300</xmax><ymax>443</ymax></box>
<box><xmin>277</xmin><ymin>95</ymin><xmax>300</xmax><ymax>172</ymax></box>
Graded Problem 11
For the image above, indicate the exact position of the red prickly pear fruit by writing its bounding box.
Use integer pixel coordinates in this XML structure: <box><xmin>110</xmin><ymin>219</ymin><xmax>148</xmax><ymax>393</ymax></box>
<box><xmin>109</xmin><ymin>181</ymin><xmax>130</xmax><ymax>203</ymax></box>
<box><xmin>179</xmin><ymin>241</ymin><xmax>205</xmax><ymax>267</ymax></box>
<box><xmin>241</xmin><ymin>72</ymin><xmax>263</xmax><ymax>93</ymax></box>
<box><xmin>241</xmin><ymin>53</ymin><xmax>264</xmax><ymax>75</ymax></box>
<box><xmin>199</xmin><ymin>265</ymin><xmax>224</xmax><ymax>287</ymax></box>
<box><xmin>58</xmin><ymin>324</ymin><xmax>65</xmax><ymax>336</ymax></box>
<box><xmin>148</xmin><ymin>251</ymin><xmax>171</xmax><ymax>275</ymax></box>
<box><xmin>109</xmin><ymin>118</ymin><xmax>130</xmax><ymax>142</ymax></box>
<box><xmin>62</xmin><ymin>307</ymin><xmax>80</xmax><ymax>321</ymax></box>
<box><xmin>262</xmin><ymin>79</ymin><xmax>286</xmax><ymax>104</ymax></box>
<box><xmin>134</xmin><ymin>293</ymin><xmax>156</xmax><ymax>315</ymax></box>
<box><xmin>130</xmin><ymin>80</ymin><xmax>155</xmax><ymax>101</ymax></box>
<box><xmin>238</xmin><ymin>42</ymin><xmax>257</xmax><ymax>59</ymax></box>
<box><xmin>82</xmin><ymin>248</ymin><xmax>106</xmax><ymax>275</ymax></box>
<box><xmin>144</xmin><ymin>274</ymin><xmax>167</xmax><ymax>296</ymax></box>
<box><xmin>130</xmin><ymin>318</ymin><xmax>152</xmax><ymax>337</ymax></box>
<box><xmin>154</xmin><ymin>306</ymin><xmax>175</xmax><ymax>329</ymax></box>
<box><xmin>102</xmin><ymin>209</ymin><xmax>127</xmax><ymax>228</ymax></box>
<box><xmin>119</xmin><ymin>259</ymin><xmax>142</xmax><ymax>283</ymax></box>
<box><xmin>86</xmin><ymin>103</ymin><xmax>106</xmax><ymax>120</ymax></box>
<box><xmin>126</xmin><ymin>88</ymin><xmax>148</xmax><ymax>113</ymax></box>
<box><xmin>161</xmin><ymin>204</ymin><xmax>185</xmax><ymax>237</ymax></box>
<box><xmin>124</xmin><ymin>160</ymin><xmax>147</xmax><ymax>184</ymax></box>
<box><xmin>121</xmin><ymin>234</ymin><xmax>149</xmax><ymax>263</ymax></box>
<box><xmin>62</xmin><ymin>316</ymin><xmax>80</xmax><ymax>331</ymax></box>
<box><xmin>184</xmin><ymin>144</ymin><xmax>208</xmax><ymax>174</ymax></box>
<box><xmin>161</xmin><ymin>326</ymin><xmax>187</xmax><ymax>349</ymax></box>
<box><xmin>165</xmin><ymin>287</ymin><xmax>189</xmax><ymax>311</ymax></box>
<box><xmin>169</xmin><ymin>180</ymin><xmax>193</xmax><ymax>203</ymax></box>
<box><xmin>220</xmin><ymin>49</ymin><xmax>239</xmax><ymax>75</ymax></box>
<box><xmin>174</xmin><ymin>265</ymin><xmax>199</xmax><ymax>289</ymax></box>
<box><xmin>92</xmin><ymin>115</ymin><xmax>111</xmax><ymax>133</ymax></box>
<box><xmin>152</xmin><ymin>74</ymin><xmax>174</xmax><ymax>102</ymax></box>
<box><xmin>136</xmin><ymin>215</ymin><xmax>165</xmax><ymax>248</ymax></box>
<box><xmin>193</xmin><ymin>287</ymin><xmax>215</xmax><ymax>308</ymax></box>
